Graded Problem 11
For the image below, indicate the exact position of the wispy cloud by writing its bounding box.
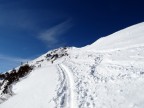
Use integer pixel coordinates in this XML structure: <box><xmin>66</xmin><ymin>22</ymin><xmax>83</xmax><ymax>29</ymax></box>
<box><xmin>0</xmin><ymin>54</ymin><xmax>30</xmax><ymax>63</ymax></box>
<box><xmin>38</xmin><ymin>19</ymin><xmax>73</xmax><ymax>48</ymax></box>
<box><xmin>0</xmin><ymin>54</ymin><xmax>31</xmax><ymax>73</ymax></box>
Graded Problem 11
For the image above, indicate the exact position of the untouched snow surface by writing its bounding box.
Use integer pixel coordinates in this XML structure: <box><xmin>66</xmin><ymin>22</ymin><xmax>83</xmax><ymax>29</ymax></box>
<box><xmin>85</xmin><ymin>22</ymin><xmax>144</xmax><ymax>51</ymax></box>
<box><xmin>1</xmin><ymin>22</ymin><xmax>144</xmax><ymax>108</ymax></box>
<box><xmin>0</xmin><ymin>62</ymin><xmax>59</xmax><ymax>108</ymax></box>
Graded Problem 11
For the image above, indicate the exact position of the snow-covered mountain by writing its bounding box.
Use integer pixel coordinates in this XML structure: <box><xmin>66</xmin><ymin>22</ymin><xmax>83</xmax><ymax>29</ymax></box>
<box><xmin>0</xmin><ymin>22</ymin><xmax>144</xmax><ymax>108</ymax></box>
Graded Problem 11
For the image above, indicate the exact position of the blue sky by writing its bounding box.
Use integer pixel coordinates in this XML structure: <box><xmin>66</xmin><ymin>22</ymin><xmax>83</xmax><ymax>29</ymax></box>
<box><xmin>0</xmin><ymin>0</ymin><xmax>144</xmax><ymax>72</ymax></box>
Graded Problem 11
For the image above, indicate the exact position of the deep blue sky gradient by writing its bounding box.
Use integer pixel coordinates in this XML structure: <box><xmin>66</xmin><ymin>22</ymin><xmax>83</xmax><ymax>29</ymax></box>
<box><xmin>0</xmin><ymin>0</ymin><xmax>144</xmax><ymax>72</ymax></box>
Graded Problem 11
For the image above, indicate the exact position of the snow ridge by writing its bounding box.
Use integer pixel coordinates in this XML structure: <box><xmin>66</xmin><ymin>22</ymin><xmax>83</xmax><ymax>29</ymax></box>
<box><xmin>86</xmin><ymin>22</ymin><xmax>144</xmax><ymax>51</ymax></box>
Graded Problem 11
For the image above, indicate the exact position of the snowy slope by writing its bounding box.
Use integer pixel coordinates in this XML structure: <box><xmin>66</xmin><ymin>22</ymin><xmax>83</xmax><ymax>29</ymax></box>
<box><xmin>0</xmin><ymin>62</ymin><xmax>59</xmax><ymax>108</ymax></box>
<box><xmin>65</xmin><ymin>46</ymin><xmax>144</xmax><ymax>108</ymax></box>
<box><xmin>0</xmin><ymin>22</ymin><xmax>144</xmax><ymax>108</ymax></box>
<box><xmin>85</xmin><ymin>22</ymin><xmax>144</xmax><ymax>51</ymax></box>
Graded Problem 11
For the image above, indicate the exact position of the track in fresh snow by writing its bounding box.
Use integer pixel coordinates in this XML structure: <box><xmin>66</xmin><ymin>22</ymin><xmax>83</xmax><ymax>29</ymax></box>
<box><xmin>55</xmin><ymin>64</ymin><xmax>75</xmax><ymax>108</ymax></box>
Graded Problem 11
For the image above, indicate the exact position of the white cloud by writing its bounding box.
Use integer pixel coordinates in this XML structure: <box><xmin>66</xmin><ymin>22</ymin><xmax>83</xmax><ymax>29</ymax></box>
<box><xmin>38</xmin><ymin>19</ymin><xmax>72</xmax><ymax>48</ymax></box>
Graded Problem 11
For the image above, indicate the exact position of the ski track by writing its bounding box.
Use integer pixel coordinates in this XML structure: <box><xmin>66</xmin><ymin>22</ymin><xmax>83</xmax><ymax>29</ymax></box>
<box><xmin>62</xmin><ymin>46</ymin><xmax>144</xmax><ymax>108</ymax></box>
<box><xmin>55</xmin><ymin>63</ymin><xmax>75</xmax><ymax>108</ymax></box>
<box><xmin>64</xmin><ymin>53</ymin><xmax>104</xmax><ymax>108</ymax></box>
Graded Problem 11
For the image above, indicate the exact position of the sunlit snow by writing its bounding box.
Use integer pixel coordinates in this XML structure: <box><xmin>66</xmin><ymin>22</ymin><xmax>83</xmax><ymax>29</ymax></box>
<box><xmin>1</xmin><ymin>22</ymin><xmax>144</xmax><ymax>108</ymax></box>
